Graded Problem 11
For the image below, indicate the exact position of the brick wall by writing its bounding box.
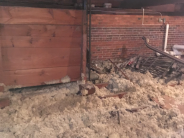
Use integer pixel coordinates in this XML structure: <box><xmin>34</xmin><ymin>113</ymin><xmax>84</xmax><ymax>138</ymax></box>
<box><xmin>91</xmin><ymin>14</ymin><xmax>184</xmax><ymax>60</ymax></box>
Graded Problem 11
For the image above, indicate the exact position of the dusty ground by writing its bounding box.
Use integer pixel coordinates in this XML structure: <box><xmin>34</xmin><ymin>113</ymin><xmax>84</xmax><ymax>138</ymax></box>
<box><xmin>0</xmin><ymin>70</ymin><xmax>184</xmax><ymax>138</ymax></box>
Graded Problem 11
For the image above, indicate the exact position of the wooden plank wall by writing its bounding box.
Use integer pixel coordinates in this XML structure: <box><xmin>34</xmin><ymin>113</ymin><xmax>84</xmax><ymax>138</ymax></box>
<box><xmin>0</xmin><ymin>6</ymin><xmax>83</xmax><ymax>87</ymax></box>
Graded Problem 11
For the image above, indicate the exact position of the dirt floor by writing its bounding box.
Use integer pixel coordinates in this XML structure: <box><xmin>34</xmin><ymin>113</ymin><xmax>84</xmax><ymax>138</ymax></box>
<box><xmin>0</xmin><ymin>69</ymin><xmax>184</xmax><ymax>138</ymax></box>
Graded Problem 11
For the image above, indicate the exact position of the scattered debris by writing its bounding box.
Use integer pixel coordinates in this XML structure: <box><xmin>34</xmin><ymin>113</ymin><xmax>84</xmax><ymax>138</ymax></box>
<box><xmin>109</xmin><ymin>59</ymin><xmax>129</xmax><ymax>80</ymax></box>
<box><xmin>107</xmin><ymin>77</ymin><xmax>136</xmax><ymax>93</ymax></box>
<box><xmin>87</xmin><ymin>71</ymin><xmax>99</xmax><ymax>81</ymax></box>
<box><xmin>91</xmin><ymin>65</ymin><xmax>106</xmax><ymax>74</ymax></box>
<box><xmin>136</xmin><ymin>57</ymin><xmax>142</xmax><ymax>69</ymax></box>
<box><xmin>79</xmin><ymin>84</ymin><xmax>95</xmax><ymax>96</ymax></box>
<box><xmin>95</xmin><ymin>83</ymin><xmax>108</xmax><ymax>89</ymax></box>
<box><xmin>44</xmin><ymin>80</ymin><xmax>60</xmax><ymax>85</ymax></box>
<box><xmin>108</xmin><ymin>133</ymin><xmax>120</xmax><ymax>138</ymax></box>
<box><xmin>0</xmin><ymin>98</ymin><xmax>11</xmax><ymax>109</ymax></box>
<box><xmin>92</xmin><ymin>60</ymin><xmax>115</xmax><ymax>73</ymax></box>
<box><xmin>98</xmin><ymin>92</ymin><xmax>127</xmax><ymax>99</ymax></box>
<box><xmin>61</xmin><ymin>75</ymin><xmax>71</xmax><ymax>83</ymax></box>
<box><xmin>44</xmin><ymin>76</ymin><xmax>71</xmax><ymax>85</ymax></box>
<box><xmin>1</xmin><ymin>56</ymin><xmax>184</xmax><ymax>137</ymax></box>
<box><xmin>151</xmin><ymin>95</ymin><xmax>184</xmax><ymax>114</ymax></box>
<box><xmin>117</xmin><ymin>111</ymin><xmax>121</xmax><ymax>125</ymax></box>
<box><xmin>169</xmin><ymin>83</ymin><xmax>182</xmax><ymax>87</ymax></box>
<box><xmin>91</xmin><ymin>55</ymin><xmax>184</xmax><ymax>85</ymax></box>
<box><xmin>142</xmin><ymin>36</ymin><xmax>184</xmax><ymax>65</ymax></box>
<box><xmin>126</xmin><ymin>106</ymin><xmax>149</xmax><ymax>113</ymax></box>
<box><xmin>142</xmin><ymin>36</ymin><xmax>184</xmax><ymax>83</ymax></box>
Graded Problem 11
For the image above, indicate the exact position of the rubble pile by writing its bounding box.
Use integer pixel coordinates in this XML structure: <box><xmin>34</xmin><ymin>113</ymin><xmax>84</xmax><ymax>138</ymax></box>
<box><xmin>92</xmin><ymin>57</ymin><xmax>184</xmax><ymax>84</ymax></box>
<box><xmin>0</xmin><ymin>58</ymin><xmax>184</xmax><ymax>138</ymax></box>
<box><xmin>105</xmin><ymin>74</ymin><xmax>136</xmax><ymax>93</ymax></box>
<box><xmin>92</xmin><ymin>60</ymin><xmax>115</xmax><ymax>73</ymax></box>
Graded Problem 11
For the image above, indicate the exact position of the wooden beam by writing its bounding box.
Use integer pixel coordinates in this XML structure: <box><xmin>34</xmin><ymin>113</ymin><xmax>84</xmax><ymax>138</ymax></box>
<box><xmin>3</xmin><ymin>66</ymin><xmax>81</xmax><ymax>87</ymax></box>
<box><xmin>0</xmin><ymin>6</ymin><xmax>82</xmax><ymax>25</ymax></box>
<box><xmin>0</xmin><ymin>43</ymin><xmax>3</xmax><ymax>85</ymax></box>
<box><xmin>91</xmin><ymin>8</ymin><xmax>184</xmax><ymax>16</ymax></box>
<box><xmin>0</xmin><ymin>0</ymin><xmax>183</xmax><ymax>9</ymax></box>
<box><xmin>2</xmin><ymin>48</ymin><xmax>81</xmax><ymax>70</ymax></box>
<box><xmin>81</xmin><ymin>0</ymin><xmax>87</xmax><ymax>81</ymax></box>
<box><xmin>0</xmin><ymin>36</ymin><xmax>82</xmax><ymax>48</ymax></box>
<box><xmin>0</xmin><ymin>2</ymin><xmax>78</xmax><ymax>9</ymax></box>
<box><xmin>0</xmin><ymin>25</ymin><xmax>82</xmax><ymax>37</ymax></box>
<box><xmin>0</xmin><ymin>6</ymin><xmax>83</xmax><ymax>88</ymax></box>
<box><xmin>0</xmin><ymin>0</ymin><xmax>76</xmax><ymax>5</ymax></box>
<box><xmin>0</xmin><ymin>1</ymin><xmax>81</xmax><ymax>9</ymax></box>
<box><xmin>145</xmin><ymin>4</ymin><xmax>176</xmax><ymax>12</ymax></box>
<box><xmin>120</xmin><ymin>0</ymin><xmax>184</xmax><ymax>9</ymax></box>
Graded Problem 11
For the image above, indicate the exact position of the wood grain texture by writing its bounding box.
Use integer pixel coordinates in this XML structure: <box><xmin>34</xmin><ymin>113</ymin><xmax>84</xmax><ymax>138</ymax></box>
<box><xmin>2</xmin><ymin>48</ymin><xmax>81</xmax><ymax>70</ymax></box>
<box><xmin>0</xmin><ymin>25</ymin><xmax>82</xmax><ymax>37</ymax></box>
<box><xmin>82</xmin><ymin>9</ymin><xmax>87</xmax><ymax>80</ymax></box>
<box><xmin>3</xmin><ymin>66</ymin><xmax>81</xmax><ymax>86</ymax></box>
<box><xmin>0</xmin><ymin>0</ymin><xmax>76</xmax><ymax>6</ymax></box>
<box><xmin>0</xmin><ymin>6</ymin><xmax>83</xmax><ymax>87</ymax></box>
<box><xmin>0</xmin><ymin>45</ymin><xmax>3</xmax><ymax>83</ymax></box>
<box><xmin>0</xmin><ymin>6</ymin><xmax>82</xmax><ymax>25</ymax></box>
<box><xmin>0</xmin><ymin>36</ymin><xmax>82</xmax><ymax>48</ymax></box>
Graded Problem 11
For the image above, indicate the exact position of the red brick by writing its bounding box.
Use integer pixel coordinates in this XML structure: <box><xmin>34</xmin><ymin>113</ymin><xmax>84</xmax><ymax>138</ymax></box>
<box><xmin>91</xmin><ymin>14</ymin><xmax>184</xmax><ymax>60</ymax></box>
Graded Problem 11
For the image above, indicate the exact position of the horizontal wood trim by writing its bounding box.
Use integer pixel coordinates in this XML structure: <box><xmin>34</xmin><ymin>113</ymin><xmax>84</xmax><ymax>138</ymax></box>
<box><xmin>2</xmin><ymin>47</ymin><xmax>81</xmax><ymax>70</ymax></box>
<box><xmin>0</xmin><ymin>0</ymin><xmax>77</xmax><ymax>8</ymax></box>
<box><xmin>3</xmin><ymin>66</ymin><xmax>81</xmax><ymax>86</ymax></box>
<box><xmin>0</xmin><ymin>6</ymin><xmax>82</xmax><ymax>25</ymax></box>
<box><xmin>0</xmin><ymin>25</ymin><xmax>82</xmax><ymax>37</ymax></box>
<box><xmin>0</xmin><ymin>36</ymin><xmax>82</xmax><ymax>48</ymax></box>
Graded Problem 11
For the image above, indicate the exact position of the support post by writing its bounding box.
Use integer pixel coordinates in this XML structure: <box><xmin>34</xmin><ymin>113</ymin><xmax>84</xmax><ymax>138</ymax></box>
<box><xmin>81</xmin><ymin>0</ymin><xmax>87</xmax><ymax>81</ymax></box>
<box><xmin>0</xmin><ymin>42</ymin><xmax>4</xmax><ymax>92</ymax></box>
<box><xmin>88</xmin><ymin>0</ymin><xmax>92</xmax><ymax>81</ymax></box>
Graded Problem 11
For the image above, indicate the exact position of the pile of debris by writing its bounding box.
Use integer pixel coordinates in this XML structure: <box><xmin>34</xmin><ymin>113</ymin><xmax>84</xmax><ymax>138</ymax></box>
<box><xmin>91</xmin><ymin>55</ymin><xmax>184</xmax><ymax>85</ymax></box>
<box><xmin>1</xmin><ymin>66</ymin><xmax>184</xmax><ymax>138</ymax></box>
<box><xmin>1</xmin><ymin>38</ymin><xmax>184</xmax><ymax>137</ymax></box>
